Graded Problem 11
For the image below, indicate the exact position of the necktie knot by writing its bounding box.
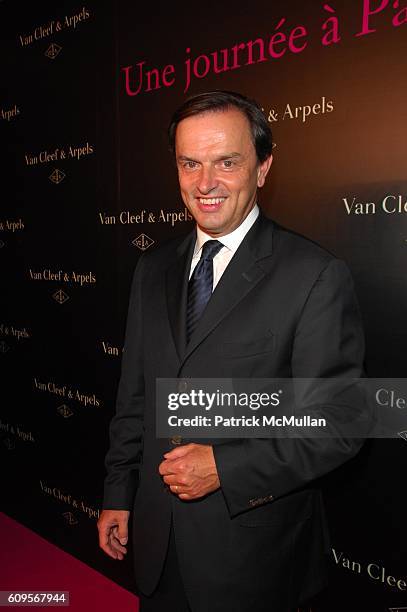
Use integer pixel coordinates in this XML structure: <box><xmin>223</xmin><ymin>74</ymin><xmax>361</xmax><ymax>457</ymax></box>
<box><xmin>201</xmin><ymin>239</ymin><xmax>223</xmax><ymax>261</ymax></box>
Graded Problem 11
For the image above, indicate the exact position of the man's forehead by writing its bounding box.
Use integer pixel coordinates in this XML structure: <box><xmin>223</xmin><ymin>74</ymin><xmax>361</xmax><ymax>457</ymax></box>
<box><xmin>175</xmin><ymin>108</ymin><xmax>252</xmax><ymax>151</ymax></box>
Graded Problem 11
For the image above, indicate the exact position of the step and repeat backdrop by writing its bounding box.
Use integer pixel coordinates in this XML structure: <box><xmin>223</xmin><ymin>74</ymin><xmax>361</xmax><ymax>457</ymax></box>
<box><xmin>1</xmin><ymin>0</ymin><xmax>406</xmax><ymax>609</ymax></box>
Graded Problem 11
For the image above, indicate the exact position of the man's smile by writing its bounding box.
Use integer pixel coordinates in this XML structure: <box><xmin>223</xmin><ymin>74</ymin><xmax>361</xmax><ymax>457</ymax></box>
<box><xmin>196</xmin><ymin>197</ymin><xmax>227</xmax><ymax>211</ymax></box>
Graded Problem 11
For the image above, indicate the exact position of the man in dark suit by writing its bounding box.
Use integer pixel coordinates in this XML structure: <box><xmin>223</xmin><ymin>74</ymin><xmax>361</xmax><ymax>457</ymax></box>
<box><xmin>98</xmin><ymin>91</ymin><xmax>365</xmax><ymax>612</ymax></box>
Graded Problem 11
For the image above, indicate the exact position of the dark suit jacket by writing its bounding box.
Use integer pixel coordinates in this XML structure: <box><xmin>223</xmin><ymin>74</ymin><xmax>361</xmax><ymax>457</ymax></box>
<box><xmin>102</xmin><ymin>212</ymin><xmax>365</xmax><ymax>612</ymax></box>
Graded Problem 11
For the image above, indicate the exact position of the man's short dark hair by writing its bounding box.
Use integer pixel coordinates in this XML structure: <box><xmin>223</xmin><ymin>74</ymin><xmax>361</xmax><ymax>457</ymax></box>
<box><xmin>168</xmin><ymin>90</ymin><xmax>273</xmax><ymax>164</ymax></box>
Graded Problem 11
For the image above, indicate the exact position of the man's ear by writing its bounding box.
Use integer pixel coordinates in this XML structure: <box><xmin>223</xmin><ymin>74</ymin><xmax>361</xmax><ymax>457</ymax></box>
<box><xmin>257</xmin><ymin>155</ymin><xmax>273</xmax><ymax>188</ymax></box>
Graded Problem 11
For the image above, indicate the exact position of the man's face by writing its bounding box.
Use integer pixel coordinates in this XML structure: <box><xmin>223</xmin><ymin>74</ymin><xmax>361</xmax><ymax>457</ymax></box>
<box><xmin>175</xmin><ymin>108</ymin><xmax>272</xmax><ymax>237</ymax></box>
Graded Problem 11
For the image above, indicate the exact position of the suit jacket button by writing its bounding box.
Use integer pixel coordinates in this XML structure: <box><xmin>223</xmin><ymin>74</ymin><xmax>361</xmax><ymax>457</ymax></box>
<box><xmin>171</xmin><ymin>435</ymin><xmax>183</xmax><ymax>445</ymax></box>
<box><xmin>177</xmin><ymin>380</ymin><xmax>188</xmax><ymax>392</ymax></box>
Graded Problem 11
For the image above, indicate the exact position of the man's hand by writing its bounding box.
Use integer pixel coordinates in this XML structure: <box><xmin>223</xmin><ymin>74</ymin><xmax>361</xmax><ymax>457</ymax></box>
<box><xmin>97</xmin><ymin>509</ymin><xmax>130</xmax><ymax>560</ymax></box>
<box><xmin>159</xmin><ymin>443</ymin><xmax>220</xmax><ymax>500</ymax></box>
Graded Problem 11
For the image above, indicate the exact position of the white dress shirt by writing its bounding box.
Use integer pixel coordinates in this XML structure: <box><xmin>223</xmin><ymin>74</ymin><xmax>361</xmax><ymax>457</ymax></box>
<box><xmin>189</xmin><ymin>204</ymin><xmax>259</xmax><ymax>289</ymax></box>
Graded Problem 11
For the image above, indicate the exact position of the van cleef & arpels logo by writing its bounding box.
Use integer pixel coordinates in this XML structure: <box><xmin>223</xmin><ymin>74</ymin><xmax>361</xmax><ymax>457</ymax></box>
<box><xmin>101</xmin><ymin>341</ymin><xmax>120</xmax><ymax>357</ymax></box>
<box><xmin>0</xmin><ymin>323</ymin><xmax>30</xmax><ymax>341</ymax></box>
<box><xmin>0</xmin><ymin>218</ymin><xmax>24</xmax><ymax>232</ymax></box>
<box><xmin>265</xmin><ymin>96</ymin><xmax>334</xmax><ymax>124</ymax></box>
<box><xmin>3</xmin><ymin>438</ymin><xmax>15</xmax><ymax>451</ymax></box>
<box><xmin>0</xmin><ymin>419</ymin><xmax>35</xmax><ymax>443</ymax></box>
<box><xmin>343</xmin><ymin>194</ymin><xmax>407</xmax><ymax>216</ymax></box>
<box><xmin>62</xmin><ymin>512</ymin><xmax>78</xmax><ymax>525</ymax></box>
<box><xmin>45</xmin><ymin>43</ymin><xmax>62</xmax><ymax>59</ymax></box>
<box><xmin>0</xmin><ymin>341</ymin><xmax>10</xmax><ymax>353</ymax></box>
<box><xmin>26</xmin><ymin>143</ymin><xmax>94</xmax><ymax>167</ymax></box>
<box><xmin>133</xmin><ymin>234</ymin><xmax>154</xmax><ymax>250</ymax></box>
<box><xmin>1</xmin><ymin>105</ymin><xmax>20</xmax><ymax>121</ymax></box>
<box><xmin>57</xmin><ymin>404</ymin><xmax>74</xmax><ymax>418</ymax></box>
<box><xmin>52</xmin><ymin>289</ymin><xmax>69</xmax><ymax>304</ymax></box>
<box><xmin>99</xmin><ymin>207</ymin><xmax>192</xmax><ymax>227</ymax></box>
<box><xmin>49</xmin><ymin>169</ymin><xmax>65</xmax><ymax>184</ymax></box>
<box><xmin>18</xmin><ymin>7</ymin><xmax>91</xmax><ymax>48</ymax></box>
<box><xmin>40</xmin><ymin>479</ymin><xmax>100</xmax><ymax>520</ymax></box>
<box><xmin>25</xmin><ymin>142</ymin><xmax>94</xmax><ymax>185</ymax></box>
<box><xmin>34</xmin><ymin>377</ymin><xmax>102</xmax><ymax>408</ymax></box>
<box><xmin>29</xmin><ymin>269</ymin><xmax>96</xmax><ymax>286</ymax></box>
<box><xmin>332</xmin><ymin>548</ymin><xmax>407</xmax><ymax>592</ymax></box>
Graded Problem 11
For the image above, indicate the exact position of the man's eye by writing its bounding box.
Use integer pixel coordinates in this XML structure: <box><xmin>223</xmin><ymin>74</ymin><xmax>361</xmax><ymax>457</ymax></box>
<box><xmin>221</xmin><ymin>160</ymin><xmax>234</xmax><ymax>168</ymax></box>
<box><xmin>184</xmin><ymin>161</ymin><xmax>197</xmax><ymax>169</ymax></box>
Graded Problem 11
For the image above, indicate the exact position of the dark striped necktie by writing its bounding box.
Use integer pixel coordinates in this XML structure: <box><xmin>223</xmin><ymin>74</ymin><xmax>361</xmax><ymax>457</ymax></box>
<box><xmin>186</xmin><ymin>240</ymin><xmax>223</xmax><ymax>342</ymax></box>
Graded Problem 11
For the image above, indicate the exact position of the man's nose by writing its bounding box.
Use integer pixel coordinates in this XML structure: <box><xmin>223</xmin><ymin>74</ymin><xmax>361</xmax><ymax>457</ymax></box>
<box><xmin>196</xmin><ymin>166</ymin><xmax>218</xmax><ymax>194</ymax></box>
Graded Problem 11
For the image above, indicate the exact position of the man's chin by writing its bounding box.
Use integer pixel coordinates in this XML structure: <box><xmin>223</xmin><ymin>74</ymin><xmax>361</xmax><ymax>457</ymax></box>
<box><xmin>197</xmin><ymin>224</ymin><xmax>228</xmax><ymax>237</ymax></box>
<box><xmin>195</xmin><ymin>213</ymin><xmax>225</xmax><ymax>233</ymax></box>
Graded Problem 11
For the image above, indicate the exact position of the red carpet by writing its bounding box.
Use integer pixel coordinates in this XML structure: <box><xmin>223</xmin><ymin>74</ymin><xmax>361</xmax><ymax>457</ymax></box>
<box><xmin>0</xmin><ymin>512</ymin><xmax>139</xmax><ymax>611</ymax></box>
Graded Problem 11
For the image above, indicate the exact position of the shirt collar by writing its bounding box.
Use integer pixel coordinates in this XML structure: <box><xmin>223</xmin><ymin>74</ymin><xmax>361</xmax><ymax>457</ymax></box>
<box><xmin>194</xmin><ymin>204</ymin><xmax>259</xmax><ymax>256</ymax></box>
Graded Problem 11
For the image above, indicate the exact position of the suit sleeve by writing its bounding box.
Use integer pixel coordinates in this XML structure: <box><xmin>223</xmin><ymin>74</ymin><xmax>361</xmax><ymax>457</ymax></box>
<box><xmin>213</xmin><ymin>258</ymin><xmax>366</xmax><ymax>518</ymax></box>
<box><xmin>102</xmin><ymin>255</ymin><xmax>146</xmax><ymax>510</ymax></box>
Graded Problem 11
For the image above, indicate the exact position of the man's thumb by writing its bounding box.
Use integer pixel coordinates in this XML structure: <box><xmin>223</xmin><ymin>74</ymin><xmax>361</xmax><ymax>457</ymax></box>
<box><xmin>118</xmin><ymin>522</ymin><xmax>128</xmax><ymax>545</ymax></box>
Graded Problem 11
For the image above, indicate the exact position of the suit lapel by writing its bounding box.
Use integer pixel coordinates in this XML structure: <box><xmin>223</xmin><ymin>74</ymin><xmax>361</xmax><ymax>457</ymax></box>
<box><xmin>181</xmin><ymin>213</ymin><xmax>275</xmax><ymax>365</ymax></box>
<box><xmin>165</xmin><ymin>230</ymin><xmax>196</xmax><ymax>361</ymax></box>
